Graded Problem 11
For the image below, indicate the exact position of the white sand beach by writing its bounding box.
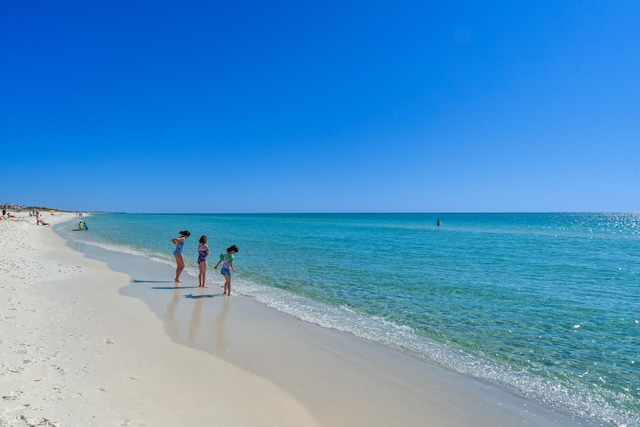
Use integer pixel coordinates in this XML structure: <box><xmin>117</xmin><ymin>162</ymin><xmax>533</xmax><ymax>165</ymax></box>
<box><xmin>1</xmin><ymin>213</ymin><xmax>588</xmax><ymax>427</ymax></box>
<box><xmin>0</xmin><ymin>213</ymin><xmax>317</xmax><ymax>427</ymax></box>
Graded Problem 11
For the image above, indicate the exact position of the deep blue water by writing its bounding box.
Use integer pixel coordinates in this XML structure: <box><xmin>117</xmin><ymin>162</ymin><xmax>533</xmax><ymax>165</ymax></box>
<box><xmin>64</xmin><ymin>213</ymin><xmax>640</xmax><ymax>426</ymax></box>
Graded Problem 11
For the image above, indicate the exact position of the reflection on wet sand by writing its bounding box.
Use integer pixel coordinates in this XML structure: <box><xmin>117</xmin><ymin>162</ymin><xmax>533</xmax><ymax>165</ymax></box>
<box><xmin>187</xmin><ymin>290</ymin><xmax>205</xmax><ymax>344</ymax></box>
<box><xmin>162</xmin><ymin>285</ymin><xmax>231</xmax><ymax>353</ymax></box>
<box><xmin>166</xmin><ymin>287</ymin><xmax>181</xmax><ymax>339</ymax></box>
<box><xmin>213</xmin><ymin>296</ymin><xmax>230</xmax><ymax>351</ymax></box>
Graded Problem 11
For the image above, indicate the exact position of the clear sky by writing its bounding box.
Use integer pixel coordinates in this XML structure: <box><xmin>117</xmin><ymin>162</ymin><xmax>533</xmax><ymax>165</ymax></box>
<box><xmin>1</xmin><ymin>0</ymin><xmax>638</xmax><ymax>213</ymax></box>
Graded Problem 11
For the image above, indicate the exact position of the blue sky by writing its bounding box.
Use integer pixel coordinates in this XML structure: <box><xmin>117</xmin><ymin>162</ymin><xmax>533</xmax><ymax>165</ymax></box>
<box><xmin>1</xmin><ymin>0</ymin><xmax>638</xmax><ymax>213</ymax></box>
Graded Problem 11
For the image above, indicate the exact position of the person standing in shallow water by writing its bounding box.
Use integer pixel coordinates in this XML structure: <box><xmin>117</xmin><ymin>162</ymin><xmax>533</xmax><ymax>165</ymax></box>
<box><xmin>197</xmin><ymin>235</ymin><xmax>210</xmax><ymax>288</ymax></box>
<box><xmin>214</xmin><ymin>245</ymin><xmax>239</xmax><ymax>296</ymax></box>
<box><xmin>171</xmin><ymin>230</ymin><xmax>191</xmax><ymax>283</ymax></box>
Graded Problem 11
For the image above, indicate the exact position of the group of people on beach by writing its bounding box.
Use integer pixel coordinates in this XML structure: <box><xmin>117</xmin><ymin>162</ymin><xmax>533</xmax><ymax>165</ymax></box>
<box><xmin>1</xmin><ymin>209</ymin><xmax>50</xmax><ymax>226</ymax></box>
<box><xmin>1</xmin><ymin>209</ymin><xmax>16</xmax><ymax>220</ymax></box>
<box><xmin>171</xmin><ymin>230</ymin><xmax>239</xmax><ymax>296</ymax></box>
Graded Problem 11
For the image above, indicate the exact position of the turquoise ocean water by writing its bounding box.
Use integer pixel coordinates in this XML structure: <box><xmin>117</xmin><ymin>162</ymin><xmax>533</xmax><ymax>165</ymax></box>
<box><xmin>62</xmin><ymin>213</ymin><xmax>639</xmax><ymax>426</ymax></box>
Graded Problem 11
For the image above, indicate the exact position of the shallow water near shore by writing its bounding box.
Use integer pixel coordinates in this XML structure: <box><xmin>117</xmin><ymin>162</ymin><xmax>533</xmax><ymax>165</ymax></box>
<box><xmin>57</xmin><ymin>213</ymin><xmax>640</xmax><ymax>426</ymax></box>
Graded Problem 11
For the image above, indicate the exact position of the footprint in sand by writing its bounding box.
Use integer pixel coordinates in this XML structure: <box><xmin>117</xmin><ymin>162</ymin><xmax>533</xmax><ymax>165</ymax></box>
<box><xmin>18</xmin><ymin>415</ymin><xmax>57</xmax><ymax>427</ymax></box>
<box><xmin>6</xmin><ymin>366</ymin><xmax>25</xmax><ymax>374</ymax></box>
<box><xmin>51</xmin><ymin>365</ymin><xmax>67</xmax><ymax>375</ymax></box>
<box><xmin>2</xmin><ymin>390</ymin><xmax>24</xmax><ymax>400</ymax></box>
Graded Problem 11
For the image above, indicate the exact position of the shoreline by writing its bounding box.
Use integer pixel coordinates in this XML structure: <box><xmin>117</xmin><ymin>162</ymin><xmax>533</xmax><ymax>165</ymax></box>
<box><xmin>1</xmin><ymin>213</ymin><xmax>318</xmax><ymax>426</ymax></box>
<box><xmin>2</xmin><ymin>213</ymin><xmax>595</xmax><ymax>426</ymax></box>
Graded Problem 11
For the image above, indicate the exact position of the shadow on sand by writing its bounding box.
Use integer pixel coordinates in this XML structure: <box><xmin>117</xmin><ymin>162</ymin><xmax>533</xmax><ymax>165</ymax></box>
<box><xmin>184</xmin><ymin>293</ymin><xmax>218</xmax><ymax>299</ymax></box>
<box><xmin>132</xmin><ymin>279</ymin><xmax>175</xmax><ymax>284</ymax></box>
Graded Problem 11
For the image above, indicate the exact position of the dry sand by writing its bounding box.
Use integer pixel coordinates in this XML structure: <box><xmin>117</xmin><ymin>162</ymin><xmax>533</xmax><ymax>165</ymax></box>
<box><xmin>1</xmin><ymin>213</ymin><xmax>589</xmax><ymax>426</ymax></box>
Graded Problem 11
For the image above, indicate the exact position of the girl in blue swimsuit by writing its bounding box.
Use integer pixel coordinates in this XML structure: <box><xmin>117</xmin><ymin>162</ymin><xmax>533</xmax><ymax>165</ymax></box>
<box><xmin>197</xmin><ymin>235</ymin><xmax>210</xmax><ymax>288</ymax></box>
<box><xmin>171</xmin><ymin>230</ymin><xmax>191</xmax><ymax>283</ymax></box>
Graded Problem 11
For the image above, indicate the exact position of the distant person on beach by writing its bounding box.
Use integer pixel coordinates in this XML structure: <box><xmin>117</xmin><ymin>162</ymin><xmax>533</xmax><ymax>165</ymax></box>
<box><xmin>37</xmin><ymin>218</ymin><xmax>51</xmax><ymax>227</ymax></box>
<box><xmin>171</xmin><ymin>230</ymin><xmax>191</xmax><ymax>283</ymax></box>
<box><xmin>197</xmin><ymin>235</ymin><xmax>210</xmax><ymax>288</ymax></box>
<box><xmin>437</xmin><ymin>218</ymin><xmax>441</xmax><ymax>227</ymax></box>
<box><xmin>78</xmin><ymin>220</ymin><xmax>83</xmax><ymax>231</ymax></box>
<box><xmin>214</xmin><ymin>245</ymin><xmax>239</xmax><ymax>296</ymax></box>
<box><xmin>83</xmin><ymin>222</ymin><xmax>89</xmax><ymax>231</ymax></box>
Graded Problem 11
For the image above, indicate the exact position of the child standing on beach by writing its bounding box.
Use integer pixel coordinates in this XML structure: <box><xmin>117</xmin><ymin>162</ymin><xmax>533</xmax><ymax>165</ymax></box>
<box><xmin>214</xmin><ymin>245</ymin><xmax>239</xmax><ymax>296</ymax></box>
<box><xmin>171</xmin><ymin>230</ymin><xmax>191</xmax><ymax>283</ymax></box>
<box><xmin>197</xmin><ymin>235</ymin><xmax>210</xmax><ymax>288</ymax></box>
